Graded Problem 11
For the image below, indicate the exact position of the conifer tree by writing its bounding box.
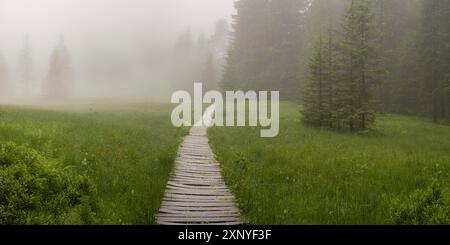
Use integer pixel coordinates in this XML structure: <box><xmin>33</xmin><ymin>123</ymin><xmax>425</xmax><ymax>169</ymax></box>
<box><xmin>0</xmin><ymin>52</ymin><xmax>11</xmax><ymax>99</ymax></box>
<box><xmin>201</xmin><ymin>52</ymin><xmax>217</xmax><ymax>91</ymax></box>
<box><xmin>222</xmin><ymin>0</ymin><xmax>307</xmax><ymax>98</ymax></box>
<box><xmin>421</xmin><ymin>0</ymin><xmax>450</xmax><ymax>122</ymax></box>
<box><xmin>302</xmin><ymin>34</ymin><xmax>326</xmax><ymax>126</ymax></box>
<box><xmin>338</xmin><ymin>0</ymin><xmax>379</xmax><ymax>130</ymax></box>
<box><xmin>302</xmin><ymin>27</ymin><xmax>337</xmax><ymax>127</ymax></box>
<box><xmin>44</xmin><ymin>38</ymin><xmax>71</xmax><ymax>99</ymax></box>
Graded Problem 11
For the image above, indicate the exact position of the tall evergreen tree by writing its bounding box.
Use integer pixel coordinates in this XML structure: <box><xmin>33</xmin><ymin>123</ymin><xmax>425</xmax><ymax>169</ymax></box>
<box><xmin>44</xmin><ymin>38</ymin><xmax>71</xmax><ymax>99</ymax></box>
<box><xmin>222</xmin><ymin>0</ymin><xmax>307</xmax><ymax>99</ymax></box>
<box><xmin>302</xmin><ymin>34</ymin><xmax>326</xmax><ymax>126</ymax></box>
<box><xmin>267</xmin><ymin>0</ymin><xmax>306</xmax><ymax>99</ymax></box>
<box><xmin>421</xmin><ymin>0</ymin><xmax>450</xmax><ymax>122</ymax></box>
<box><xmin>372</xmin><ymin>0</ymin><xmax>423</xmax><ymax>114</ymax></box>
<box><xmin>0</xmin><ymin>52</ymin><xmax>11</xmax><ymax>99</ymax></box>
<box><xmin>338</xmin><ymin>0</ymin><xmax>379</xmax><ymax>130</ymax></box>
<box><xmin>222</xmin><ymin>0</ymin><xmax>271</xmax><ymax>91</ymax></box>
<box><xmin>201</xmin><ymin>52</ymin><xmax>217</xmax><ymax>91</ymax></box>
<box><xmin>210</xmin><ymin>19</ymin><xmax>229</xmax><ymax>53</ymax></box>
<box><xmin>302</xmin><ymin>27</ymin><xmax>337</xmax><ymax>127</ymax></box>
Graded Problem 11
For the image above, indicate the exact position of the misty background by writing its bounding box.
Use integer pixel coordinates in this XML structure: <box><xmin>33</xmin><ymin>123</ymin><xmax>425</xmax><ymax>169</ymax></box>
<box><xmin>0</xmin><ymin>0</ymin><xmax>234</xmax><ymax>101</ymax></box>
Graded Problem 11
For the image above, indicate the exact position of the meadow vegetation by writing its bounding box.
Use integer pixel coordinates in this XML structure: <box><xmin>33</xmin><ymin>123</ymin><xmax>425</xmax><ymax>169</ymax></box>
<box><xmin>209</xmin><ymin>102</ymin><xmax>450</xmax><ymax>224</ymax></box>
<box><xmin>0</xmin><ymin>103</ymin><xmax>187</xmax><ymax>224</ymax></box>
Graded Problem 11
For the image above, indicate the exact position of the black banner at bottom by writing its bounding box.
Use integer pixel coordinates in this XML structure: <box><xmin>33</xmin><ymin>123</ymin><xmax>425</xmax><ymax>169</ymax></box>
<box><xmin>0</xmin><ymin>226</ymin><xmax>448</xmax><ymax>243</ymax></box>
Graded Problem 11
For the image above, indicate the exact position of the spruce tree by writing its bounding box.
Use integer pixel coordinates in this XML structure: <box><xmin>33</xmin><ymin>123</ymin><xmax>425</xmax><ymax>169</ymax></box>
<box><xmin>222</xmin><ymin>0</ymin><xmax>307</xmax><ymax>98</ymax></box>
<box><xmin>0</xmin><ymin>52</ymin><xmax>11</xmax><ymax>99</ymax></box>
<box><xmin>302</xmin><ymin>27</ymin><xmax>337</xmax><ymax>127</ymax></box>
<box><xmin>302</xmin><ymin>34</ymin><xmax>326</xmax><ymax>126</ymax></box>
<box><xmin>338</xmin><ymin>0</ymin><xmax>379</xmax><ymax>130</ymax></box>
<box><xmin>44</xmin><ymin>38</ymin><xmax>71</xmax><ymax>99</ymax></box>
<box><xmin>222</xmin><ymin>0</ymin><xmax>271</xmax><ymax>91</ymax></box>
<box><xmin>202</xmin><ymin>52</ymin><xmax>217</xmax><ymax>91</ymax></box>
<box><xmin>421</xmin><ymin>0</ymin><xmax>450</xmax><ymax>122</ymax></box>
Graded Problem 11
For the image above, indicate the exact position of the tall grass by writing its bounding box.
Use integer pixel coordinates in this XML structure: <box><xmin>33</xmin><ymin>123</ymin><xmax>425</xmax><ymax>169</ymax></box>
<box><xmin>0</xmin><ymin>104</ymin><xmax>187</xmax><ymax>224</ymax></box>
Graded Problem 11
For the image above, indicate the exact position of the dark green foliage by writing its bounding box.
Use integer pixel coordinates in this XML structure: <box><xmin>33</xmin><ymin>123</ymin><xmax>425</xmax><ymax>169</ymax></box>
<box><xmin>0</xmin><ymin>142</ymin><xmax>99</xmax><ymax>224</ymax></box>
<box><xmin>302</xmin><ymin>30</ymin><xmax>337</xmax><ymax>127</ymax></box>
<box><xmin>370</xmin><ymin>0</ymin><xmax>450</xmax><ymax>122</ymax></box>
<box><xmin>420</xmin><ymin>0</ymin><xmax>450</xmax><ymax>123</ymax></box>
<box><xmin>302</xmin><ymin>0</ymin><xmax>379</xmax><ymax>130</ymax></box>
<box><xmin>0</xmin><ymin>104</ymin><xmax>186</xmax><ymax>224</ymax></box>
<box><xmin>223</xmin><ymin>0</ymin><xmax>449</xmax><ymax>124</ymax></box>
<box><xmin>338</xmin><ymin>0</ymin><xmax>379</xmax><ymax>130</ymax></box>
<box><xmin>222</xmin><ymin>0</ymin><xmax>307</xmax><ymax>99</ymax></box>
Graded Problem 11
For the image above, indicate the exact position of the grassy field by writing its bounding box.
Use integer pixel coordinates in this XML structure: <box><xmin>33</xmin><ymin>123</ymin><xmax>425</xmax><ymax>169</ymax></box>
<box><xmin>208</xmin><ymin>102</ymin><xmax>450</xmax><ymax>224</ymax></box>
<box><xmin>0</xmin><ymin>103</ymin><xmax>187</xmax><ymax>224</ymax></box>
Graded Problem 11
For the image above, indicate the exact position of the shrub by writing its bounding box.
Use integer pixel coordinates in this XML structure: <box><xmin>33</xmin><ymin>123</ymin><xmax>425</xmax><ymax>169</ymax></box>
<box><xmin>0</xmin><ymin>142</ymin><xmax>99</xmax><ymax>224</ymax></box>
<box><xmin>388</xmin><ymin>177</ymin><xmax>450</xmax><ymax>225</ymax></box>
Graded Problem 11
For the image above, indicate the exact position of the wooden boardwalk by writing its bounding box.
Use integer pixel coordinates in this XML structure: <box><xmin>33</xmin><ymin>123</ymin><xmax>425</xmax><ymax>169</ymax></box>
<box><xmin>157</xmin><ymin>105</ymin><xmax>242</xmax><ymax>225</ymax></box>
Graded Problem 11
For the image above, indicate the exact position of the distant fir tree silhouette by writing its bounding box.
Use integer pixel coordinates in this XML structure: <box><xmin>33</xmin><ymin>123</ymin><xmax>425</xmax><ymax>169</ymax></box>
<box><xmin>19</xmin><ymin>34</ymin><xmax>33</xmax><ymax>97</ymax></box>
<box><xmin>201</xmin><ymin>52</ymin><xmax>217</xmax><ymax>91</ymax></box>
<box><xmin>0</xmin><ymin>52</ymin><xmax>11</xmax><ymax>99</ymax></box>
<box><xmin>44</xmin><ymin>37</ymin><xmax>72</xmax><ymax>99</ymax></box>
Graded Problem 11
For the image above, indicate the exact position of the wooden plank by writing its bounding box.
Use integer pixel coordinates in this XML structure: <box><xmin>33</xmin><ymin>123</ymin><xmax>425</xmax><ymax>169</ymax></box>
<box><xmin>167</xmin><ymin>181</ymin><xmax>227</xmax><ymax>188</ymax></box>
<box><xmin>158</xmin><ymin>213</ymin><xmax>240</xmax><ymax>219</ymax></box>
<box><xmin>164</xmin><ymin>193</ymin><xmax>234</xmax><ymax>199</ymax></box>
<box><xmin>157</xmin><ymin>221</ymin><xmax>242</xmax><ymax>225</ymax></box>
<box><xmin>174</xmin><ymin>173</ymin><xmax>222</xmax><ymax>179</ymax></box>
<box><xmin>161</xmin><ymin>201</ymin><xmax>238</xmax><ymax>207</ymax></box>
<box><xmin>157</xmin><ymin>216</ymin><xmax>240</xmax><ymax>223</ymax></box>
<box><xmin>166</xmin><ymin>187</ymin><xmax>229</xmax><ymax>193</ymax></box>
<box><xmin>166</xmin><ymin>181</ymin><xmax>228</xmax><ymax>190</ymax></box>
<box><xmin>175</xmin><ymin>169</ymin><xmax>221</xmax><ymax>174</ymax></box>
<box><xmin>163</xmin><ymin>196</ymin><xmax>235</xmax><ymax>202</ymax></box>
<box><xmin>159</xmin><ymin>207</ymin><xmax>240</xmax><ymax>214</ymax></box>
<box><xmin>166</xmin><ymin>188</ymin><xmax>231</xmax><ymax>196</ymax></box>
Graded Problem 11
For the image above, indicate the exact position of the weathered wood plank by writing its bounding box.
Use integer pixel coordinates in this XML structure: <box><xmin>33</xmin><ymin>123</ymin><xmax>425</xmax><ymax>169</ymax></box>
<box><xmin>159</xmin><ymin>208</ymin><xmax>240</xmax><ymax>214</ymax></box>
<box><xmin>157</xmin><ymin>216</ymin><xmax>241</xmax><ymax>223</ymax></box>
<box><xmin>161</xmin><ymin>201</ymin><xmax>238</xmax><ymax>208</ymax></box>
<box><xmin>160</xmin><ymin>207</ymin><xmax>237</xmax><ymax>212</ymax></box>
<box><xmin>166</xmin><ymin>181</ymin><xmax>228</xmax><ymax>190</ymax></box>
<box><xmin>163</xmin><ymin>196</ymin><xmax>235</xmax><ymax>202</ymax></box>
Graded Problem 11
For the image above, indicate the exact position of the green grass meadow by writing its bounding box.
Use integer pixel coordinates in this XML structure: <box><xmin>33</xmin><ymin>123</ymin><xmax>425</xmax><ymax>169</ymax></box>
<box><xmin>0</xmin><ymin>103</ymin><xmax>187</xmax><ymax>224</ymax></box>
<box><xmin>208</xmin><ymin>102</ymin><xmax>450</xmax><ymax>224</ymax></box>
<box><xmin>1</xmin><ymin>101</ymin><xmax>449</xmax><ymax>224</ymax></box>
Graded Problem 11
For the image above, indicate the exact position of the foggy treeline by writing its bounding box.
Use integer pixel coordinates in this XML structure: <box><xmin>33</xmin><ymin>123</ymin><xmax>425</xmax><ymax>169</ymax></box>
<box><xmin>0</xmin><ymin>0</ymin><xmax>449</xmax><ymax>126</ymax></box>
<box><xmin>221</xmin><ymin>0</ymin><xmax>450</xmax><ymax>127</ymax></box>
<box><xmin>171</xmin><ymin>19</ymin><xmax>229</xmax><ymax>93</ymax></box>
<box><xmin>0</xmin><ymin>20</ymin><xmax>228</xmax><ymax>102</ymax></box>
<box><xmin>0</xmin><ymin>31</ymin><xmax>72</xmax><ymax>100</ymax></box>
<box><xmin>0</xmin><ymin>0</ymin><xmax>233</xmax><ymax>102</ymax></box>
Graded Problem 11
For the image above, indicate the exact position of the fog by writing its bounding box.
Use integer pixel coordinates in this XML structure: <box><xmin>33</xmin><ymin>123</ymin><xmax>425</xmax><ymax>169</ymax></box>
<box><xmin>0</xmin><ymin>0</ymin><xmax>235</xmax><ymax>102</ymax></box>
